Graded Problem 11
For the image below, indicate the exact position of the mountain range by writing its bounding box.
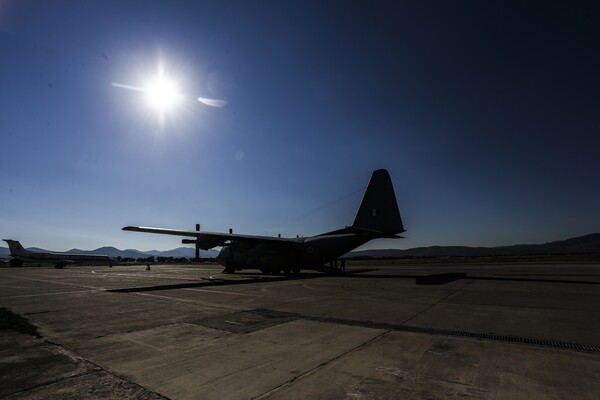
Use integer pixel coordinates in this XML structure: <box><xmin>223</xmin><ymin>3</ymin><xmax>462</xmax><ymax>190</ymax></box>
<box><xmin>0</xmin><ymin>245</ymin><xmax>218</xmax><ymax>259</ymax></box>
<box><xmin>1</xmin><ymin>234</ymin><xmax>599</xmax><ymax>260</ymax></box>
<box><xmin>347</xmin><ymin>233</ymin><xmax>600</xmax><ymax>258</ymax></box>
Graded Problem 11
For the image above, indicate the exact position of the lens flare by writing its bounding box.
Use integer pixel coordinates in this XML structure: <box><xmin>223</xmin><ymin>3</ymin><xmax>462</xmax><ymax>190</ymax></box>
<box><xmin>111</xmin><ymin>58</ymin><xmax>228</xmax><ymax>128</ymax></box>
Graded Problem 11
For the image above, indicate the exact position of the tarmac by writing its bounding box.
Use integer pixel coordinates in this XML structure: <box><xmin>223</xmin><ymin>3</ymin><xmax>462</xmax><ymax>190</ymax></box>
<box><xmin>1</xmin><ymin>261</ymin><xmax>600</xmax><ymax>399</ymax></box>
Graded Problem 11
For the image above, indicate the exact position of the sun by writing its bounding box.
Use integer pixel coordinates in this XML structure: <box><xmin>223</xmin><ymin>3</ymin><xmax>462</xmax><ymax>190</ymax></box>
<box><xmin>141</xmin><ymin>61</ymin><xmax>183</xmax><ymax>116</ymax></box>
<box><xmin>144</xmin><ymin>75</ymin><xmax>181</xmax><ymax>113</ymax></box>
<box><xmin>111</xmin><ymin>58</ymin><xmax>228</xmax><ymax>126</ymax></box>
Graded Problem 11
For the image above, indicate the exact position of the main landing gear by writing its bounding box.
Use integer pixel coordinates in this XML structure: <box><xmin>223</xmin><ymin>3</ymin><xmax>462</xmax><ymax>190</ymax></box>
<box><xmin>223</xmin><ymin>260</ymin><xmax>235</xmax><ymax>274</ymax></box>
<box><xmin>259</xmin><ymin>267</ymin><xmax>301</xmax><ymax>275</ymax></box>
<box><xmin>324</xmin><ymin>257</ymin><xmax>346</xmax><ymax>274</ymax></box>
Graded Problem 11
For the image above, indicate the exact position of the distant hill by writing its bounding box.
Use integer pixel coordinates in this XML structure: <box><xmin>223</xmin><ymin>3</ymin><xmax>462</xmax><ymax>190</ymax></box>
<box><xmin>347</xmin><ymin>233</ymin><xmax>600</xmax><ymax>259</ymax></box>
<box><xmin>2</xmin><ymin>234</ymin><xmax>599</xmax><ymax>261</ymax></box>
<box><xmin>0</xmin><ymin>245</ymin><xmax>218</xmax><ymax>259</ymax></box>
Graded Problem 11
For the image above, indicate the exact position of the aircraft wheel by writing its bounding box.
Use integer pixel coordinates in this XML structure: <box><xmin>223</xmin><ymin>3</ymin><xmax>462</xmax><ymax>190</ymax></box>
<box><xmin>225</xmin><ymin>261</ymin><xmax>235</xmax><ymax>274</ymax></box>
<box><xmin>283</xmin><ymin>268</ymin><xmax>292</xmax><ymax>275</ymax></box>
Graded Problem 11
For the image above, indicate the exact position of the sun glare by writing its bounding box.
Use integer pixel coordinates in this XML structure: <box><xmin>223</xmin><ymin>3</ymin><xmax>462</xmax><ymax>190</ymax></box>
<box><xmin>111</xmin><ymin>58</ymin><xmax>228</xmax><ymax>126</ymax></box>
<box><xmin>145</xmin><ymin>77</ymin><xmax>181</xmax><ymax>112</ymax></box>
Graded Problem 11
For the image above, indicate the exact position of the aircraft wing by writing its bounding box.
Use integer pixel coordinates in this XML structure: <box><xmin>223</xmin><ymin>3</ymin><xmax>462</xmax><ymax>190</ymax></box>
<box><xmin>122</xmin><ymin>226</ymin><xmax>299</xmax><ymax>250</ymax></box>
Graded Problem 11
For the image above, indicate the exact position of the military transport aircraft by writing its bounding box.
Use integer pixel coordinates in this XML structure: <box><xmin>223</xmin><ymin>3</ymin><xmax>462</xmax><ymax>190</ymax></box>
<box><xmin>3</xmin><ymin>239</ymin><xmax>116</xmax><ymax>269</ymax></box>
<box><xmin>123</xmin><ymin>169</ymin><xmax>405</xmax><ymax>274</ymax></box>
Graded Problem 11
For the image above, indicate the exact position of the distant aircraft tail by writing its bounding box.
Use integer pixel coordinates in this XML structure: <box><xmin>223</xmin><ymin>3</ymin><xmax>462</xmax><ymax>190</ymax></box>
<box><xmin>351</xmin><ymin>169</ymin><xmax>404</xmax><ymax>235</ymax></box>
<box><xmin>3</xmin><ymin>240</ymin><xmax>27</xmax><ymax>256</ymax></box>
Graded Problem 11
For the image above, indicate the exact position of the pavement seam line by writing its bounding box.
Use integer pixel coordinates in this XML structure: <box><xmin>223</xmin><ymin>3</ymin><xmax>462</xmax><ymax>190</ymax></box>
<box><xmin>249</xmin><ymin>309</ymin><xmax>600</xmax><ymax>354</ymax></box>
<box><xmin>131</xmin><ymin>291</ymin><xmax>245</xmax><ymax>312</ymax></box>
<box><xmin>41</xmin><ymin>338</ymin><xmax>170</xmax><ymax>400</ymax></box>
<box><xmin>250</xmin><ymin>330</ymin><xmax>390</xmax><ymax>400</ymax></box>
<box><xmin>3</xmin><ymin>370</ymin><xmax>98</xmax><ymax>398</ymax></box>
<box><xmin>399</xmin><ymin>280</ymin><xmax>469</xmax><ymax>325</ymax></box>
<box><xmin>1</xmin><ymin>337</ymin><xmax>167</xmax><ymax>399</ymax></box>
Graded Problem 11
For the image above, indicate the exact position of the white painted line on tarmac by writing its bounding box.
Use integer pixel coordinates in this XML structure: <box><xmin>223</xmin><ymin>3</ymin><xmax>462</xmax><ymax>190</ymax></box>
<box><xmin>182</xmin><ymin>288</ymin><xmax>255</xmax><ymax>297</ymax></box>
<box><xmin>224</xmin><ymin>320</ymin><xmax>244</xmax><ymax>325</ymax></box>
<box><xmin>2</xmin><ymin>289</ymin><xmax>103</xmax><ymax>299</ymax></box>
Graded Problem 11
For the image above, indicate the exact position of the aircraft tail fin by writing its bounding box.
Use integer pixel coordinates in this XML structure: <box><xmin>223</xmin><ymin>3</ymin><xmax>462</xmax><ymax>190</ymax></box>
<box><xmin>3</xmin><ymin>240</ymin><xmax>27</xmax><ymax>256</ymax></box>
<box><xmin>352</xmin><ymin>169</ymin><xmax>404</xmax><ymax>235</ymax></box>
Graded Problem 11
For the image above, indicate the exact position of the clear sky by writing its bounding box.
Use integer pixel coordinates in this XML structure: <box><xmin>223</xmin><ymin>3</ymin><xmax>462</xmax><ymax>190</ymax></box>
<box><xmin>1</xmin><ymin>1</ymin><xmax>599</xmax><ymax>252</ymax></box>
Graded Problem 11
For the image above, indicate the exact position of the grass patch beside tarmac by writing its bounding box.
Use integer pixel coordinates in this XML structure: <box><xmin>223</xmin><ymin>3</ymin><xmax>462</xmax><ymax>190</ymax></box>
<box><xmin>0</xmin><ymin>308</ymin><xmax>40</xmax><ymax>337</ymax></box>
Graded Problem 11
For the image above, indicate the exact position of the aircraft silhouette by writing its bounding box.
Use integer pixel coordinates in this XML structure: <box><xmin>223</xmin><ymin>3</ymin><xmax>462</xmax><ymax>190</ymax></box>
<box><xmin>123</xmin><ymin>169</ymin><xmax>404</xmax><ymax>274</ymax></box>
<box><xmin>3</xmin><ymin>239</ymin><xmax>116</xmax><ymax>269</ymax></box>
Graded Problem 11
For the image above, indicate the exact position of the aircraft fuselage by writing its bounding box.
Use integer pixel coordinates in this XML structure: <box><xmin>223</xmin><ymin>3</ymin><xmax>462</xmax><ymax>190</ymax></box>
<box><xmin>216</xmin><ymin>232</ymin><xmax>373</xmax><ymax>273</ymax></box>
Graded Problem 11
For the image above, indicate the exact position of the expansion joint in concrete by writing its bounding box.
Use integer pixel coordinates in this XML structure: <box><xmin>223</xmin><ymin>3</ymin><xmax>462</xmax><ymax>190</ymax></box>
<box><xmin>251</xmin><ymin>330</ymin><xmax>390</xmax><ymax>399</ymax></box>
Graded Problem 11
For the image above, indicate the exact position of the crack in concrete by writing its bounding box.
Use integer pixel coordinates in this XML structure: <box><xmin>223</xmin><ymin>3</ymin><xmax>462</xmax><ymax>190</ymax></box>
<box><xmin>26</xmin><ymin>338</ymin><xmax>172</xmax><ymax>400</ymax></box>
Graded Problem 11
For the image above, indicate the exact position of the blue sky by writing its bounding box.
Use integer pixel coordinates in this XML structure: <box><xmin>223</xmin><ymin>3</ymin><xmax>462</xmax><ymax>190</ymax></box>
<box><xmin>1</xmin><ymin>1</ymin><xmax>599</xmax><ymax>251</ymax></box>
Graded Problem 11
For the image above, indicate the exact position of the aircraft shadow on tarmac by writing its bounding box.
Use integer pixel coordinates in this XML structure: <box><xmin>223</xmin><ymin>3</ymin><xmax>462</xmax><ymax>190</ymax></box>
<box><xmin>106</xmin><ymin>269</ymin><xmax>600</xmax><ymax>294</ymax></box>
<box><xmin>107</xmin><ymin>274</ymin><xmax>324</xmax><ymax>293</ymax></box>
